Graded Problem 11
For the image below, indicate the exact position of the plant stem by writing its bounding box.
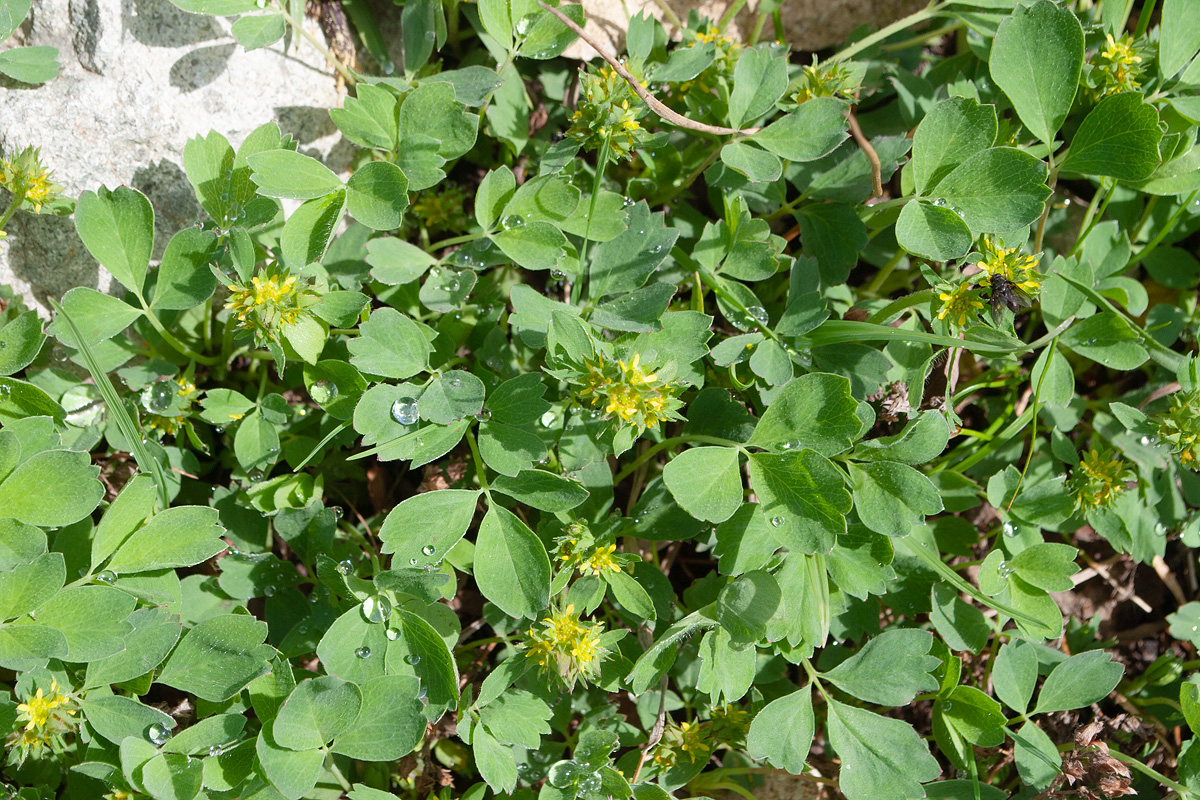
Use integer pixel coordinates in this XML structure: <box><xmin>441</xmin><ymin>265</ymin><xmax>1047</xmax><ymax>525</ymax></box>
<box><xmin>612</xmin><ymin>434</ymin><xmax>741</xmax><ymax>483</ymax></box>
<box><xmin>138</xmin><ymin>299</ymin><xmax>219</xmax><ymax>365</ymax></box>
<box><xmin>574</xmin><ymin>130</ymin><xmax>613</xmax><ymax>305</ymax></box>
<box><xmin>465</xmin><ymin>428</ymin><xmax>490</xmax><ymax>490</ymax></box>
<box><xmin>0</xmin><ymin>191</ymin><xmax>23</xmax><ymax>232</ymax></box>
<box><xmin>1128</xmin><ymin>190</ymin><xmax>1198</xmax><ymax>269</ymax></box>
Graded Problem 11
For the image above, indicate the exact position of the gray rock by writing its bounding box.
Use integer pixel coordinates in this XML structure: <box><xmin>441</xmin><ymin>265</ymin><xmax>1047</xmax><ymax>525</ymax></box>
<box><xmin>0</xmin><ymin>0</ymin><xmax>344</xmax><ymax>314</ymax></box>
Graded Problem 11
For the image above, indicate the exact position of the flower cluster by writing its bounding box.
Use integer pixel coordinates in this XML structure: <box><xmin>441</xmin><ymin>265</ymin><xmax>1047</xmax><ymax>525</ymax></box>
<box><xmin>935</xmin><ymin>282</ymin><xmax>985</xmax><ymax>329</ymax></box>
<box><xmin>577</xmin><ymin>352</ymin><xmax>682</xmax><ymax>431</ymax></box>
<box><xmin>1158</xmin><ymin>391</ymin><xmax>1200</xmax><ymax>470</ymax></box>
<box><xmin>1069</xmin><ymin>449</ymin><xmax>1132</xmax><ymax>510</ymax></box>
<box><xmin>652</xmin><ymin>720</ymin><xmax>711</xmax><ymax>768</ymax></box>
<box><xmin>410</xmin><ymin>184</ymin><xmax>468</xmax><ymax>234</ymax></box>
<box><xmin>973</xmin><ymin>237</ymin><xmax>1043</xmax><ymax>296</ymax></box>
<box><xmin>554</xmin><ymin>521</ymin><xmax>634</xmax><ymax>577</ymax></box>
<box><xmin>794</xmin><ymin>58</ymin><xmax>859</xmax><ymax>104</ymax></box>
<box><xmin>522</xmin><ymin>604</ymin><xmax>609</xmax><ymax>689</ymax></box>
<box><xmin>144</xmin><ymin>376</ymin><xmax>200</xmax><ymax>438</ymax></box>
<box><xmin>8</xmin><ymin>679</ymin><xmax>78</xmax><ymax>763</ymax></box>
<box><xmin>0</xmin><ymin>146</ymin><xmax>64</xmax><ymax>239</ymax></box>
<box><xmin>1090</xmin><ymin>34</ymin><xmax>1144</xmax><ymax>97</ymax></box>
<box><xmin>224</xmin><ymin>264</ymin><xmax>317</xmax><ymax>342</ymax></box>
<box><xmin>568</xmin><ymin>65</ymin><xmax>650</xmax><ymax>158</ymax></box>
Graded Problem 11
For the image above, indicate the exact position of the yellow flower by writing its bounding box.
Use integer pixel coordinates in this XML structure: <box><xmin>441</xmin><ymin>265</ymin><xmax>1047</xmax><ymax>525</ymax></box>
<box><xmin>1070</xmin><ymin>449</ymin><xmax>1131</xmax><ymax>509</ymax></box>
<box><xmin>523</xmin><ymin>604</ymin><xmax>609</xmax><ymax>688</ymax></box>
<box><xmin>936</xmin><ymin>283</ymin><xmax>985</xmax><ymax>328</ymax></box>
<box><xmin>974</xmin><ymin>237</ymin><xmax>1043</xmax><ymax>296</ymax></box>
<box><xmin>10</xmin><ymin>679</ymin><xmax>78</xmax><ymax>762</ymax></box>
<box><xmin>578</xmin><ymin>352</ymin><xmax>680</xmax><ymax>431</ymax></box>
<box><xmin>578</xmin><ymin>543</ymin><xmax>622</xmax><ymax>576</ymax></box>
<box><xmin>677</xmin><ymin>721</ymin><xmax>711</xmax><ymax>759</ymax></box>
<box><xmin>224</xmin><ymin>263</ymin><xmax>315</xmax><ymax>342</ymax></box>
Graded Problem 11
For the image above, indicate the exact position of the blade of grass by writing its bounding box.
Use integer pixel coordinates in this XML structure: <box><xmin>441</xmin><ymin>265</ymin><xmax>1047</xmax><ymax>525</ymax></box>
<box><xmin>48</xmin><ymin>298</ymin><xmax>170</xmax><ymax>510</ymax></box>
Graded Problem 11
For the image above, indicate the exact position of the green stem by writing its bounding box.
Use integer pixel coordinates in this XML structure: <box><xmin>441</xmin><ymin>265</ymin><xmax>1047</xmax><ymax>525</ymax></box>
<box><xmin>1032</xmin><ymin>154</ymin><xmax>1058</xmax><ymax>254</ymax></box>
<box><xmin>881</xmin><ymin>21</ymin><xmax>962</xmax><ymax>52</ymax></box>
<box><xmin>139</xmin><ymin>299</ymin><xmax>219</xmax><ymax>365</ymax></box>
<box><xmin>429</xmin><ymin>231</ymin><xmax>482</xmax><ymax>251</ymax></box>
<box><xmin>831</xmin><ymin>2</ymin><xmax>947</xmax><ymax>62</ymax></box>
<box><xmin>1109</xmin><ymin>750</ymin><xmax>1194</xmax><ymax>798</ymax></box>
<box><xmin>574</xmin><ymin>130</ymin><xmax>614</xmax><ymax>305</ymax></box>
<box><xmin>465</xmin><ymin>428</ymin><xmax>490</xmax><ymax>491</ymax></box>
<box><xmin>323</xmin><ymin>751</ymin><xmax>352</xmax><ymax>792</ymax></box>
<box><xmin>1069</xmin><ymin>178</ymin><xmax>1117</xmax><ymax>257</ymax></box>
<box><xmin>1133</xmin><ymin>0</ymin><xmax>1159</xmax><ymax>38</ymax></box>
<box><xmin>717</xmin><ymin>0</ymin><xmax>749</xmax><ymax>31</ymax></box>
<box><xmin>864</xmin><ymin>248</ymin><xmax>906</xmax><ymax>296</ymax></box>
<box><xmin>0</xmin><ymin>191</ymin><xmax>23</xmax><ymax>232</ymax></box>
<box><xmin>612</xmin><ymin>434</ymin><xmax>742</xmax><ymax>484</ymax></box>
<box><xmin>866</xmin><ymin>290</ymin><xmax>934</xmax><ymax>324</ymax></box>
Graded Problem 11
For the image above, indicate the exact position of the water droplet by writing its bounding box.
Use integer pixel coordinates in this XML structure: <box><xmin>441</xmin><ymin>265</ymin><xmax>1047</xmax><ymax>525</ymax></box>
<box><xmin>95</xmin><ymin>570</ymin><xmax>116</xmax><ymax>584</ymax></box>
<box><xmin>580</xmin><ymin>773</ymin><xmax>602</xmax><ymax>793</ymax></box>
<box><xmin>332</xmin><ymin>506</ymin><xmax>344</xmax><ymax>520</ymax></box>
<box><xmin>1140</xmin><ymin>435</ymin><xmax>1156</xmax><ymax>446</ymax></box>
<box><xmin>1155</xmin><ymin>523</ymin><xmax>1168</xmax><ymax>536</ymax></box>
<box><xmin>391</xmin><ymin>397</ymin><xmax>419</xmax><ymax>425</ymax></box>
<box><xmin>386</xmin><ymin>627</ymin><xmax>400</xmax><ymax>640</ymax></box>
<box><xmin>248</xmin><ymin>468</ymin><xmax>265</xmax><ymax>481</ymax></box>
<box><xmin>422</xmin><ymin>544</ymin><xmax>436</xmax><ymax>556</ymax></box>
<box><xmin>0</xmin><ymin>384</ymin><xmax>10</xmax><ymax>403</ymax></box>
<box><xmin>416</xmin><ymin>682</ymin><xmax>428</xmax><ymax>700</ymax></box>
<box><xmin>355</xmin><ymin>646</ymin><xmax>372</xmax><ymax>659</ymax></box>
<box><xmin>147</xmin><ymin>723</ymin><xmax>171</xmax><ymax>746</ymax></box>
<box><xmin>310</xmin><ymin>380</ymin><xmax>338</xmax><ymax>404</ymax></box>
<box><xmin>541</xmin><ymin>410</ymin><xmax>557</xmax><ymax>427</ymax></box>
<box><xmin>405</xmin><ymin>654</ymin><xmax>421</xmax><ymax>666</ymax></box>
<box><xmin>932</xmin><ymin>197</ymin><xmax>948</xmax><ymax>207</ymax></box>
<box><xmin>141</xmin><ymin>381</ymin><xmax>174</xmax><ymax>415</ymax></box>
<box><xmin>550</xmin><ymin>269</ymin><xmax>566</xmax><ymax>280</ymax></box>
<box><xmin>997</xmin><ymin>560</ymin><xmax>1013</xmax><ymax>578</ymax></box>
<box><xmin>409</xmin><ymin>557</ymin><xmax>418</xmax><ymax>565</ymax></box>
<box><xmin>747</xmin><ymin>306</ymin><xmax>769</xmax><ymax>326</ymax></box>
<box><xmin>780</xmin><ymin>440</ymin><xmax>801</xmax><ymax>451</ymax></box>
<box><xmin>477</xmin><ymin>407</ymin><xmax>492</xmax><ymax>422</ymax></box>
<box><xmin>1002</xmin><ymin>520</ymin><xmax>1019</xmax><ymax>538</ymax></box>
<box><xmin>502</xmin><ymin>214</ymin><xmax>526</xmax><ymax>230</ymax></box>
<box><xmin>650</xmin><ymin>244</ymin><xmax>662</xmax><ymax>254</ymax></box>
<box><xmin>336</xmin><ymin>559</ymin><xmax>354</xmax><ymax>576</ymax></box>
<box><xmin>770</xmin><ymin>516</ymin><xmax>784</xmax><ymax>528</ymax></box>
<box><xmin>263</xmin><ymin>584</ymin><xmax>276</xmax><ymax>597</ymax></box>
<box><xmin>362</xmin><ymin>595</ymin><xmax>392</xmax><ymax>623</ymax></box>
<box><xmin>208</xmin><ymin>745</ymin><xmax>221</xmax><ymax>757</ymax></box>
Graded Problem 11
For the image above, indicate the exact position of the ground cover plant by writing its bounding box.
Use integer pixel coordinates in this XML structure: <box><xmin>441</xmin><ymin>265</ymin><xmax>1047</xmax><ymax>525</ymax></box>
<box><xmin>4</xmin><ymin>0</ymin><xmax>1200</xmax><ymax>798</ymax></box>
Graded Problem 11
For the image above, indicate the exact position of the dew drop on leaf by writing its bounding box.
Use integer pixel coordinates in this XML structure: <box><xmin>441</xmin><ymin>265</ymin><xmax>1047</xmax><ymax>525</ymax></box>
<box><xmin>355</xmin><ymin>646</ymin><xmax>371</xmax><ymax>659</ymax></box>
<box><xmin>386</xmin><ymin>627</ymin><xmax>400</xmax><ymax>640</ymax></box>
<box><xmin>310</xmin><ymin>380</ymin><xmax>338</xmax><ymax>404</ymax></box>
<box><xmin>336</xmin><ymin>559</ymin><xmax>354</xmax><ymax>575</ymax></box>
<box><xmin>362</xmin><ymin>594</ymin><xmax>392</xmax><ymax>624</ymax></box>
<box><xmin>770</xmin><ymin>516</ymin><xmax>784</xmax><ymax>528</ymax></box>
<box><xmin>147</xmin><ymin>723</ymin><xmax>171</xmax><ymax>746</ymax></box>
<box><xmin>391</xmin><ymin>398</ymin><xmax>419</xmax><ymax>425</ymax></box>
<box><xmin>95</xmin><ymin>570</ymin><xmax>116</xmax><ymax>584</ymax></box>
<box><xmin>422</xmin><ymin>544</ymin><xmax>436</xmax><ymax>556</ymax></box>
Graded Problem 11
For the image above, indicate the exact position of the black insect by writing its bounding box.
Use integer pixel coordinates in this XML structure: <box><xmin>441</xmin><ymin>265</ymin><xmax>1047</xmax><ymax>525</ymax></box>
<box><xmin>985</xmin><ymin>274</ymin><xmax>1032</xmax><ymax>324</ymax></box>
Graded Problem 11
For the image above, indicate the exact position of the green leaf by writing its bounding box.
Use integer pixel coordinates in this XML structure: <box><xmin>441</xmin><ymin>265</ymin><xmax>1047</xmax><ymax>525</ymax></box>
<box><xmin>388</xmin><ymin>608</ymin><xmax>460</xmax><ymax>716</ymax></box>
<box><xmin>939</xmin><ymin>686</ymin><xmax>1005</xmax><ymax>747</ymax></box>
<box><xmin>930</xmin><ymin>584</ymin><xmax>990</xmax><ymax>654</ymax></box>
<box><xmin>0</xmin><ymin>517</ymin><xmax>45</xmax><ymax>570</ymax></box>
<box><xmin>378</xmin><ymin>489</ymin><xmax>478</xmax><ymax>567</ymax></box>
<box><xmin>716</xmin><ymin>570</ymin><xmax>780</xmax><ymax>646</ymax></box>
<box><xmin>517</xmin><ymin>3</ymin><xmax>584</xmax><ymax>60</ymax></box>
<box><xmin>33</xmin><ymin>585</ymin><xmax>135</xmax><ymax>662</ymax></box>
<box><xmin>749</xmin><ymin>98</ymin><xmax>849</xmax><ymax>161</ymax></box>
<box><xmin>992</xmin><ymin>639</ymin><xmax>1037</xmax><ymax>713</ymax></box>
<box><xmin>1034</xmin><ymin>650</ymin><xmax>1123</xmax><ymax>713</ymax></box>
<box><xmin>823</xmin><ymin>629</ymin><xmax>940</xmax><ymax>706</ymax></box>
<box><xmin>151</xmin><ymin>228</ymin><xmax>219</xmax><ymax>310</ymax></box>
<box><xmin>85</xmin><ymin>606</ymin><xmax>182</xmax><ymax>688</ymax></box>
<box><xmin>81</xmin><ymin>694</ymin><xmax>174</xmax><ymax>746</ymax></box>
<box><xmin>347</xmin><ymin>161</ymin><xmax>409</xmax><ymax>230</ymax></box>
<box><xmin>472</xmin><ymin>725</ymin><xmax>517</xmax><ymax>794</ymax></box>
<box><xmin>0</xmin><ymin>551</ymin><xmax>65</xmax><ymax>620</ymax></box>
<box><xmin>165</xmin><ymin>0</ymin><xmax>258</xmax><ymax>13</ymax></box>
<box><xmin>330</xmin><ymin>83</ymin><xmax>400</xmax><ymax>151</ymax></box>
<box><xmin>478</xmin><ymin>0</ymin><xmax>512</xmax><ymax>51</ymax></box>
<box><xmin>627</xmin><ymin>607</ymin><xmax>718</xmax><ymax>694</ymax></box>
<box><xmin>478</xmin><ymin>421</ymin><xmax>546</xmax><ymax>477</ymax></box>
<box><xmin>475</xmin><ymin>167</ymin><xmax>516</xmax><ymax>231</ymax></box>
<box><xmin>491</xmin><ymin>221</ymin><xmax>569</xmax><ymax>271</ymax></box>
<box><xmin>728</xmin><ymin>44</ymin><xmax>788</xmax><ymax>129</ymax></box>
<box><xmin>745</xmin><ymin>687</ymin><xmax>814</xmax><ymax>774</ymax></box>
<box><xmin>747</xmin><ymin>450</ymin><xmax>851</xmax><ymax>554</ymax></box>
<box><xmin>588</xmin><ymin>203</ymin><xmax>678</xmax><ymax>299</ymax></box>
<box><xmin>139</xmin><ymin>752</ymin><xmax>203</xmax><ymax>800</ymax></box>
<box><xmin>234</xmin><ymin>410</ymin><xmax>279</xmax><ymax>474</ymax></box>
<box><xmin>332</xmin><ymin>675</ymin><xmax>426</xmax><ymax>760</ymax></box>
<box><xmin>0</xmin><ymin>0</ymin><xmax>32</xmax><ymax>42</ymax></box>
<box><xmin>850</xmin><ymin>461</ymin><xmax>944</xmax><ymax>537</ymax></box>
<box><xmin>474</xmin><ymin>504</ymin><xmax>551</xmax><ymax>619</ymax></box>
<box><xmin>0</xmin><ymin>45</ymin><xmax>59</xmax><ymax>83</ymax></box>
<box><xmin>1160</xmin><ymin>0</ymin><xmax>1200</xmax><ymax>77</ymax></box>
<box><xmin>156</xmin><ymin>614</ymin><xmax>274</xmax><ymax>702</ymax></box>
<box><xmin>74</xmin><ymin>186</ymin><xmax>155</xmax><ymax>296</ymax></box>
<box><xmin>281</xmin><ymin>189</ymin><xmax>346</xmax><ymax>269</ymax></box>
<box><xmin>48</xmin><ymin>287</ymin><xmax>143</xmax><ymax>347</ymax></box>
<box><xmin>988</xmin><ymin>0</ymin><xmax>1083</xmax><ymax>144</ymax></box>
<box><xmin>160</xmin><ymin>713</ymin><xmax>245</xmax><ymax>755</ymax></box>
<box><xmin>930</xmin><ymin>147</ymin><xmax>1051</xmax><ymax>235</ymax></box>
<box><xmin>896</xmin><ymin>200</ymin><xmax>973</xmax><ymax>261</ymax></box>
<box><xmin>1060</xmin><ymin>93</ymin><xmax>1162</xmax><ymax>181</ymax></box>
<box><xmin>316</xmin><ymin>605</ymin><xmax>387</xmax><ymax>684</ymax></box>
<box><xmin>302</xmin><ymin>360</ymin><xmax>367</xmax><ymax>421</ymax></box>
<box><xmin>662</xmin><ymin>446</ymin><xmax>743</xmax><ymax>524</ymax></box>
<box><xmin>796</xmin><ymin>203</ymin><xmax>867</xmax><ymax>284</ymax></box>
<box><xmin>0</xmin><ymin>449</ymin><xmax>103</xmax><ymax>527</ymax></box>
<box><xmin>825</xmin><ymin>699</ymin><xmax>941</xmax><ymax>800</ymax></box>
<box><xmin>720</xmin><ymin>142</ymin><xmax>782</xmax><ymax>182</ymax></box>
<box><xmin>247</xmin><ymin>150</ymin><xmax>343</xmax><ymax>200</ymax></box>
<box><xmin>0</xmin><ymin>624</ymin><xmax>65</xmax><ymax>667</ymax></box>
<box><xmin>282</xmin><ymin>314</ymin><xmax>327</xmax><ymax>365</ymax></box>
<box><xmin>418</xmin><ymin>370</ymin><xmax>485</xmax><ymax>423</ymax></box>
<box><xmin>0</xmin><ymin>377</ymin><xmax>65</xmax><ymax>425</ymax></box>
<box><xmin>1012</xmin><ymin>721</ymin><xmax>1060</xmax><ymax>789</ymax></box>
<box><xmin>748</xmin><ymin>372</ymin><xmax>861</xmax><ymax>455</ymax></box>
<box><xmin>347</xmin><ymin>307</ymin><xmax>434</xmax><ymax>379</ymax></box>
<box><xmin>853</xmin><ymin>412</ymin><xmax>951</xmax><ymax>465</ymax></box>
<box><xmin>274</xmin><ymin>676</ymin><xmax>362</xmax><ymax>750</ymax></box>
<box><xmin>1008</xmin><ymin>542</ymin><xmax>1079</xmax><ymax>592</ymax></box>
<box><xmin>488</xmin><ymin>372</ymin><xmax>551</xmax><ymax>425</ymax></box>
<box><xmin>106</xmin><ymin>506</ymin><xmax>226</xmax><ymax>574</ymax></box>
<box><xmin>606</xmin><ymin>569</ymin><xmax>656</xmax><ymax>620</ymax></box>
<box><xmin>365</xmin><ymin>237</ymin><xmax>435</xmax><ymax>286</ymax></box>
<box><xmin>1060</xmin><ymin>311</ymin><xmax>1148</xmax><ymax>369</ymax></box>
<box><xmin>911</xmin><ymin>96</ymin><xmax>997</xmax><ymax>194</ymax></box>
<box><xmin>479</xmin><ymin>689</ymin><xmax>551</xmax><ymax>748</ymax></box>
<box><xmin>399</xmin><ymin>82</ymin><xmax>479</xmax><ymax>159</ymax></box>
<box><xmin>0</xmin><ymin>310</ymin><xmax>44</xmax><ymax>376</ymax></box>
<box><xmin>490</xmin><ymin>470</ymin><xmax>590</xmax><ymax>511</ymax></box>
<box><xmin>256</xmin><ymin>721</ymin><xmax>324</xmax><ymax>800</ymax></box>
<box><xmin>230</xmin><ymin>12</ymin><xmax>285</xmax><ymax>49</ymax></box>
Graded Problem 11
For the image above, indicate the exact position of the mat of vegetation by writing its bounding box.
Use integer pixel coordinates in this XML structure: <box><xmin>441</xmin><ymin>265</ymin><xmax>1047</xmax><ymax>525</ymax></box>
<box><xmin>2</xmin><ymin>1</ymin><xmax>1200</xmax><ymax>799</ymax></box>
